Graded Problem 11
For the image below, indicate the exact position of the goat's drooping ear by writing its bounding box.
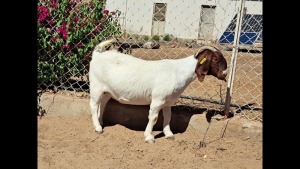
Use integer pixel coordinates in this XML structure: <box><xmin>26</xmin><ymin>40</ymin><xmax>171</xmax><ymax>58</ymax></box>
<box><xmin>194</xmin><ymin>45</ymin><xmax>217</xmax><ymax>59</ymax></box>
<box><xmin>195</xmin><ymin>50</ymin><xmax>214</xmax><ymax>82</ymax></box>
<box><xmin>199</xmin><ymin>57</ymin><xmax>207</xmax><ymax>64</ymax></box>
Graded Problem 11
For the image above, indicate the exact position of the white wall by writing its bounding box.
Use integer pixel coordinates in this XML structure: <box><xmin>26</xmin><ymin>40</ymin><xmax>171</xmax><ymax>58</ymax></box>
<box><xmin>106</xmin><ymin>0</ymin><xmax>153</xmax><ymax>35</ymax></box>
<box><xmin>106</xmin><ymin>0</ymin><xmax>262</xmax><ymax>40</ymax></box>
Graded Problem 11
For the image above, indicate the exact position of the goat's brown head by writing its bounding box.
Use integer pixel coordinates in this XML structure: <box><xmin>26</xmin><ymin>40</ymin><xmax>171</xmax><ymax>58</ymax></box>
<box><xmin>194</xmin><ymin>46</ymin><xmax>227</xmax><ymax>82</ymax></box>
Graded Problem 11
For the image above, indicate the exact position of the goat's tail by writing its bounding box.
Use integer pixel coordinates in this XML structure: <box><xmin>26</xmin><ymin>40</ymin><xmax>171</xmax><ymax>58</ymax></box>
<box><xmin>94</xmin><ymin>39</ymin><xmax>116</xmax><ymax>53</ymax></box>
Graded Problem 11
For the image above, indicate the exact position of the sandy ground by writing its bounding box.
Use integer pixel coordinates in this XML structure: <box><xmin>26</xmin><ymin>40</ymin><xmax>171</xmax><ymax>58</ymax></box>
<box><xmin>38</xmin><ymin>93</ymin><xmax>262</xmax><ymax>169</ymax></box>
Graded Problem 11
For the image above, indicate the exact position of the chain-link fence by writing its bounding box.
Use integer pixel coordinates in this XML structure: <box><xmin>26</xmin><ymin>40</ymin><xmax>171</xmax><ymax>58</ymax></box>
<box><xmin>38</xmin><ymin>0</ymin><xmax>262</xmax><ymax>121</ymax></box>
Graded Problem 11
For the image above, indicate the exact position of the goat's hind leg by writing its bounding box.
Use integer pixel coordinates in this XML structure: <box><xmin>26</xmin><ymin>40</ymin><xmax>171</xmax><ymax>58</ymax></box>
<box><xmin>98</xmin><ymin>93</ymin><xmax>111</xmax><ymax>127</ymax></box>
<box><xmin>90</xmin><ymin>90</ymin><xmax>111</xmax><ymax>134</ymax></box>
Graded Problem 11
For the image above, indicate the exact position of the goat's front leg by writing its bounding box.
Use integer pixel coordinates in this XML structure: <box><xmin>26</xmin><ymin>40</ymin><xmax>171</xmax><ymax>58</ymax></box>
<box><xmin>144</xmin><ymin>100</ymin><xmax>164</xmax><ymax>143</ymax></box>
<box><xmin>162</xmin><ymin>106</ymin><xmax>174</xmax><ymax>139</ymax></box>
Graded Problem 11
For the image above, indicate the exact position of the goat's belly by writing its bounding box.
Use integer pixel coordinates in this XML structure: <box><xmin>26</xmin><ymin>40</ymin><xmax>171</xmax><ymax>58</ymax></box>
<box><xmin>111</xmin><ymin>96</ymin><xmax>151</xmax><ymax>105</ymax></box>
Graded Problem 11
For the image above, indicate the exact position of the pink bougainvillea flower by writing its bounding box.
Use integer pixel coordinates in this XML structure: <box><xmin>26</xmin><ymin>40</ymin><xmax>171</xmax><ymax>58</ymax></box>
<box><xmin>37</xmin><ymin>6</ymin><xmax>49</xmax><ymax>23</ymax></box>
<box><xmin>75</xmin><ymin>42</ymin><xmax>84</xmax><ymax>48</ymax></box>
<box><xmin>103</xmin><ymin>9</ymin><xmax>109</xmax><ymax>15</ymax></box>
<box><xmin>62</xmin><ymin>32</ymin><xmax>68</xmax><ymax>40</ymax></box>
<box><xmin>84</xmin><ymin>54</ymin><xmax>90</xmax><ymax>60</ymax></box>
<box><xmin>51</xmin><ymin>36</ymin><xmax>58</xmax><ymax>42</ymax></box>
<box><xmin>49</xmin><ymin>20</ymin><xmax>55</xmax><ymax>25</ymax></box>
<box><xmin>73</xmin><ymin>17</ymin><xmax>79</xmax><ymax>23</ymax></box>
<box><xmin>57</xmin><ymin>22</ymin><xmax>69</xmax><ymax>40</ymax></box>
<box><xmin>37</xmin><ymin>6</ymin><xmax>47</xmax><ymax>11</ymax></box>
<box><xmin>88</xmin><ymin>32</ymin><xmax>94</xmax><ymax>38</ymax></box>
<box><xmin>66</xmin><ymin>51</ymin><xmax>74</xmax><ymax>56</ymax></box>
<box><xmin>93</xmin><ymin>26</ymin><xmax>100</xmax><ymax>32</ymax></box>
<box><xmin>93</xmin><ymin>24</ymin><xmax>103</xmax><ymax>32</ymax></box>
<box><xmin>61</xmin><ymin>44</ymin><xmax>70</xmax><ymax>50</ymax></box>
<box><xmin>50</xmin><ymin>0</ymin><xmax>58</xmax><ymax>8</ymax></box>
<box><xmin>62</xmin><ymin>22</ymin><xmax>67</xmax><ymax>29</ymax></box>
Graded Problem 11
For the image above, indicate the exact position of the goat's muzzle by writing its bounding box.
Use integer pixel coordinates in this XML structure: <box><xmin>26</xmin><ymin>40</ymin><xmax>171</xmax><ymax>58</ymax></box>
<box><xmin>220</xmin><ymin>77</ymin><xmax>227</xmax><ymax>82</ymax></box>
<box><xmin>220</xmin><ymin>70</ymin><xmax>227</xmax><ymax>82</ymax></box>
<box><xmin>217</xmin><ymin>73</ymin><xmax>227</xmax><ymax>82</ymax></box>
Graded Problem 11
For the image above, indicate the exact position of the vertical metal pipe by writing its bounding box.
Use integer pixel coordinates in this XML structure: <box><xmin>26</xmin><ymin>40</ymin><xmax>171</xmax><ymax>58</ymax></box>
<box><xmin>224</xmin><ymin>0</ymin><xmax>245</xmax><ymax>116</ymax></box>
<box><xmin>124</xmin><ymin>0</ymin><xmax>128</xmax><ymax>30</ymax></box>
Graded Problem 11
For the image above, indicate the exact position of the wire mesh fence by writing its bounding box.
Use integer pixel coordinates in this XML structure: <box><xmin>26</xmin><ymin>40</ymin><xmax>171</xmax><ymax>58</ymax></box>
<box><xmin>37</xmin><ymin>0</ymin><xmax>262</xmax><ymax>121</ymax></box>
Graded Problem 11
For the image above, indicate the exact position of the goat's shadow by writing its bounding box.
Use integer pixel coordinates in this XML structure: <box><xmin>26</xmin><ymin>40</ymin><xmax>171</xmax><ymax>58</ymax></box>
<box><xmin>102</xmin><ymin>99</ymin><xmax>226</xmax><ymax>139</ymax></box>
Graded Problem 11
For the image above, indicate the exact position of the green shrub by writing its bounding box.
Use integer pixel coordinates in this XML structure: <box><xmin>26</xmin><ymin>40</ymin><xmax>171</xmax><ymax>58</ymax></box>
<box><xmin>163</xmin><ymin>34</ymin><xmax>171</xmax><ymax>41</ymax></box>
<box><xmin>132</xmin><ymin>34</ymin><xmax>141</xmax><ymax>40</ymax></box>
<box><xmin>142</xmin><ymin>35</ymin><xmax>149</xmax><ymax>41</ymax></box>
<box><xmin>152</xmin><ymin>35</ymin><xmax>160</xmax><ymax>41</ymax></box>
<box><xmin>37</xmin><ymin>0</ymin><xmax>121</xmax><ymax>86</ymax></box>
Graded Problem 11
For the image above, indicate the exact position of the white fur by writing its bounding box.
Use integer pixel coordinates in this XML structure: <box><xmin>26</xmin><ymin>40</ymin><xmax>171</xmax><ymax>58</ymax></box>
<box><xmin>89</xmin><ymin>40</ymin><xmax>204</xmax><ymax>143</ymax></box>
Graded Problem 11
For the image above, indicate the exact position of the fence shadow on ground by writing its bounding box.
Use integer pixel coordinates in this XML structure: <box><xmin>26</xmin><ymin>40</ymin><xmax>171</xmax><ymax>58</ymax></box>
<box><xmin>102</xmin><ymin>99</ymin><xmax>226</xmax><ymax>138</ymax></box>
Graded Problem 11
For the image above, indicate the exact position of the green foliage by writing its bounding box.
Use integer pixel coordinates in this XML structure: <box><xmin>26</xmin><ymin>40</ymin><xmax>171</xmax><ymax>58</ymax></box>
<box><xmin>152</xmin><ymin>34</ymin><xmax>160</xmax><ymax>41</ymax></box>
<box><xmin>37</xmin><ymin>0</ymin><xmax>121</xmax><ymax>86</ymax></box>
<box><xmin>142</xmin><ymin>35</ymin><xmax>149</xmax><ymax>41</ymax></box>
<box><xmin>130</xmin><ymin>34</ymin><xmax>140</xmax><ymax>40</ymax></box>
<box><xmin>163</xmin><ymin>34</ymin><xmax>171</xmax><ymax>41</ymax></box>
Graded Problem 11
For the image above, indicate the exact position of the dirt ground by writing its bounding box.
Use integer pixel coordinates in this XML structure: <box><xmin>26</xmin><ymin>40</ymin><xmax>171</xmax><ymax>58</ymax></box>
<box><xmin>38</xmin><ymin>93</ymin><xmax>262</xmax><ymax>169</ymax></box>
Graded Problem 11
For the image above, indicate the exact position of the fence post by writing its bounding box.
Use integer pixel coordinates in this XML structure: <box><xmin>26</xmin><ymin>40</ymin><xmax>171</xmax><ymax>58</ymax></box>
<box><xmin>224</xmin><ymin>0</ymin><xmax>245</xmax><ymax>116</ymax></box>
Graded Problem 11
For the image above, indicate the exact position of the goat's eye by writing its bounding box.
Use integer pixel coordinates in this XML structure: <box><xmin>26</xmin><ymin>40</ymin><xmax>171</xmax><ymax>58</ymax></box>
<box><xmin>213</xmin><ymin>58</ymin><xmax>219</xmax><ymax>62</ymax></box>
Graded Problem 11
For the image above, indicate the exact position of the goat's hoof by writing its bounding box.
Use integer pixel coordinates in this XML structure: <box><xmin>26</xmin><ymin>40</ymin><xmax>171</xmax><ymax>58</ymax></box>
<box><xmin>95</xmin><ymin>126</ymin><xmax>103</xmax><ymax>134</ymax></box>
<box><xmin>145</xmin><ymin>139</ymin><xmax>155</xmax><ymax>144</ymax></box>
<box><xmin>95</xmin><ymin>130</ymin><xmax>103</xmax><ymax>134</ymax></box>
<box><xmin>145</xmin><ymin>135</ymin><xmax>155</xmax><ymax>143</ymax></box>
<box><xmin>166</xmin><ymin>135</ymin><xmax>175</xmax><ymax>140</ymax></box>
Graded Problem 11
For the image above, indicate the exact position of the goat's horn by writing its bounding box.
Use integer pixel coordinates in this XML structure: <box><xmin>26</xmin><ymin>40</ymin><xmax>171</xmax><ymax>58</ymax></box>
<box><xmin>194</xmin><ymin>45</ymin><xmax>218</xmax><ymax>58</ymax></box>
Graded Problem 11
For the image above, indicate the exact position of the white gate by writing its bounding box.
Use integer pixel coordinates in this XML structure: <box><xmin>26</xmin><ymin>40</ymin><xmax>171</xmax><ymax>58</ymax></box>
<box><xmin>152</xmin><ymin>3</ymin><xmax>167</xmax><ymax>36</ymax></box>
<box><xmin>198</xmin><ymin>5</ymin><xmax>216</xmax><ymax>40</ymax></box>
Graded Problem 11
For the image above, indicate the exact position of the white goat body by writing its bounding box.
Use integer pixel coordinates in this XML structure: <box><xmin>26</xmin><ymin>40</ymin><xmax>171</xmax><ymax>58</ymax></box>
<box><xmin>89</xmin><ymin>39</ymin><xmax>227</xmax><ymax>143</ymax></box>
<box><xmin>90</xmin><ymin>50</ymin><xmax>197</xmax><ymax>105</ymax></box>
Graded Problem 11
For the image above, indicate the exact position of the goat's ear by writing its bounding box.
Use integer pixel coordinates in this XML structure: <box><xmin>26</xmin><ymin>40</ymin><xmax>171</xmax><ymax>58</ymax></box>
<box><xmin>195</xmin><ymin>51</ymin><xmax>213</xmax><ymax>82</ymax></box>
<box><xmin>212</xmin><ymin>54</ymin><xmax>219</xmax><ymax>63</ymax></box>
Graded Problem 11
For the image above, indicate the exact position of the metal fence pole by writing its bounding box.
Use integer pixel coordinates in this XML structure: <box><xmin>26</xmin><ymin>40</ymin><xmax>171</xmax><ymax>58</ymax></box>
<box><xmin>224</xmin><ymin>0</ymin><xmax>245</xmax><ymax>116</ymax></box>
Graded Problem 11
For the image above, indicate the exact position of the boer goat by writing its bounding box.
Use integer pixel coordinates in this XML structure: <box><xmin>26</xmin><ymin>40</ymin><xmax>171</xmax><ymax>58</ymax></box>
<box><xmin>89</xmin><ymin>39</ymin><xmax>227</xmax><ymax>143</ymax></box>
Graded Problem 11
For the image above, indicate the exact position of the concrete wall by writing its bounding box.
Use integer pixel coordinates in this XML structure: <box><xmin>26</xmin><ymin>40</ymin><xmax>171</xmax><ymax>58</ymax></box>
<box><xmin>106</xmin><ymin>0</ymin><xmax>262</xmax><ymax>40</ymax></box>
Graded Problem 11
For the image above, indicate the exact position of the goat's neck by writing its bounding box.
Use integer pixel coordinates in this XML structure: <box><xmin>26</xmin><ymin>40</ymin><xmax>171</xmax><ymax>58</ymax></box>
<box><xmin>174</xmin><ymin>55</ymin><xmax>198</xmax><ymax>86</ymax></box>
